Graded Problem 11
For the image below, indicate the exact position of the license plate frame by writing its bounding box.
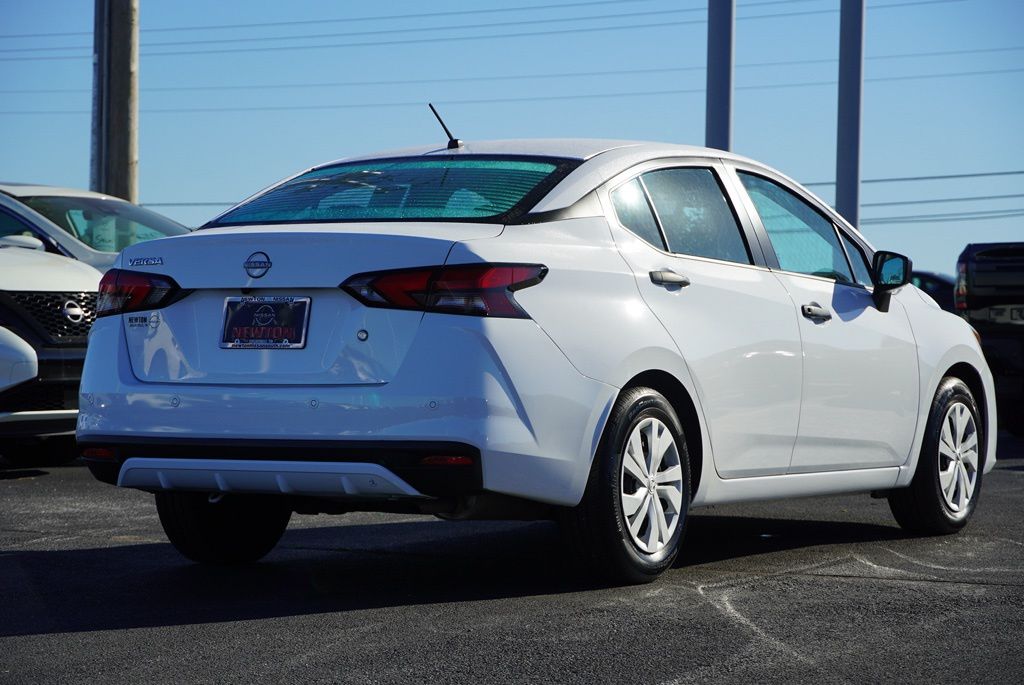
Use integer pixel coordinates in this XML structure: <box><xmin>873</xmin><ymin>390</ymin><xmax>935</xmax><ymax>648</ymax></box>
<box><xmin>986</xmin><ymin>305</ymin><xmax>1024</xmax><ymax>325</ymax></box>
<box><xmin>220</xmin><ymin>296</ymin><xmax>311</xmax><ymax>349</ymax></box>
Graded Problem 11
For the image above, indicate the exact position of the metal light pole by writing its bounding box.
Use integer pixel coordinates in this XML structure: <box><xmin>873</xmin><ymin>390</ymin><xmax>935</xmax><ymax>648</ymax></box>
<box><xmin>835</xmin><ymin>0</ymin><xmax>865</xmax><ymax>226</ymax></box>
<box><xmin>705</xmin><ymin>0</ymin><xmax>735</xmax><ymax>151</ymax></box>
<box><xmin>91</xmin><ymin>0</ymin><xmax>139</xmax><ymax>202</ymax></box>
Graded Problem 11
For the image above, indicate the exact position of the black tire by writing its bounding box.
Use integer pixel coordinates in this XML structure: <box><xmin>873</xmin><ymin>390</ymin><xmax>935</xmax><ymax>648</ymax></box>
<box><xmin>560</xmin><ymin>386</ymin><xmax>691</xmax><ymax>584</ymax></box>
<box><xmin>889</xmin><ymin>377</ymin><xmax>984</xmax><ymax>535</ymax></box>
<box><xmin>1</xmin><ymin>436</ymin><xmax>79</xmax><ymax>468</ymax></box>
<box><xmin>155</xmin><ymin>491</ymin><xmax>292</xmax><ymax>564</ymax></box>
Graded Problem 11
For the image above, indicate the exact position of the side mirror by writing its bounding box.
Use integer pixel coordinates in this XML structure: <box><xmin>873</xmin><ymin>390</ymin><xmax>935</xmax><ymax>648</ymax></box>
<box><xmin>872</xmin><ymin>250</ymin><xmax>912</xmax><ymax>312</ymax></box>
<box><xmin>0</xmin><ymin>234</ymin><xmax>45</xmax><ymax>251</ymax></box>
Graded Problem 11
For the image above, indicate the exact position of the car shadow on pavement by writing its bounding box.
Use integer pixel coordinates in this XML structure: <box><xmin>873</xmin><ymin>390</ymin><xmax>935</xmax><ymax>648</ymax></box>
<box><xmin>0</xmin><ymin>468</ymin><xmax>48</xmax><ymax>480</ymax></box>
<box><xmin>1</xmin><ymin>513</ymin><xmax>901</xmax><ymax>638</ymax></box>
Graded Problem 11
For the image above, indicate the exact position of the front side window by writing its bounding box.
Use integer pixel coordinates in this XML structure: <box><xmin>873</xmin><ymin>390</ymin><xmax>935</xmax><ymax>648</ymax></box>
<box><xmin>22</xmin><ymin>196</ymin><xmax>189</xmax><ymax>253</ymax></box>
<box><xmin>641</xmin><ymin>168</ymin><xmax>750</xmax><ymax>264</ymax></box>
<box><xmin>738</xmin><ymin>173</ymin><xmax>854</xmax><ymax>283</ymax></box>
<box><xmin>208</xmin><ymin>156</ymin><xmax>578</xmax><ymax>226</ymax></box>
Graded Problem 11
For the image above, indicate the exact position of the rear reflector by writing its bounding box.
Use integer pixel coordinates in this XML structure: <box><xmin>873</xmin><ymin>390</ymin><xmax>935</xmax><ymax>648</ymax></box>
<box><xmin>81</xmin><ymin>447</ymin><xmax>116</xmax><ymax>461</ymax></box>
<box><xmin>342</xmin><ymin>263</ymin><xmax>546</xmax><ymax>318</ymax></box>
<box><xmin>97</xmin><ymin>268</ymin><xmax>186</xmax><ymax>318</ymax></box>
<box><xmin>419</xmin><ymin>455</ymin><xmax>475</xmax><ymax>466</ymax></box>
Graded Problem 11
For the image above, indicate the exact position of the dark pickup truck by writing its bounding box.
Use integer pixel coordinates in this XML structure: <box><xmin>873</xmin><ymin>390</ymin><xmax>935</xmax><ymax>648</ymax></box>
<box><xmin>957</xmin><ymin>242</ymin><xmax>1024</xmax><ymax>435</ymax></box>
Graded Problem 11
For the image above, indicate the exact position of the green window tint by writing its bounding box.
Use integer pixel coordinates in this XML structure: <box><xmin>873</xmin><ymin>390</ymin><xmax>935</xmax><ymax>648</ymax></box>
<box><xmin>23</xmin><ymin>196</ymin><xmax>189</xmax><ymax>253</ymax></box>
<box><xmin>642</xmin><ymin>168</ymin><xmax>750</xmax><ymax>265</ymax></box>
<box><xmin>611</xmin><ymin>178</ymin><xmax>665</xmax><ymax>249</ymax></box>
<box><xmin>0</xmin><ymin>209</ymin><xmax>34</xmax><ymax>239</ymax></box>
<box><xmin>738</xmin><ymin>173</ymin><xmax>854</xmax><ymax>283</ymax></box>
<box><xmin>839</xmin><ymin>231</ymin><xmax>873</xmax><ymax>286</ymax></box>
<box><xmin>211</xmin><ymin>157</ymin><xmax>573</xmax><ymax>225</ymax></box>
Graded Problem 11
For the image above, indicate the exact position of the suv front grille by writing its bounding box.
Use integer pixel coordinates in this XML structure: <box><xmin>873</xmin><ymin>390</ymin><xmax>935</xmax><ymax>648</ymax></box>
<box><xmin>1</xmin><ymin>291</ymin><xmax>97</xmax><ymax>345</ymax></box>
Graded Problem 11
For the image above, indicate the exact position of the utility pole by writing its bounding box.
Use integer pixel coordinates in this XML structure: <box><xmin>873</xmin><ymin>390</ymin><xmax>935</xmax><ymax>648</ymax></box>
<box><xmin>91</xmin><ymin>0</ymin><xmax>138</xmax><ymax>203</ymax></box>
<box><xmin>835</xmin><ymin>0</ymin><xmax>865</xmax><ymax>227</ymax></box>
<box><xmin>705</xmin><ymin>0</ymin><xmax>735</xmax><ymax>151</ymax></box>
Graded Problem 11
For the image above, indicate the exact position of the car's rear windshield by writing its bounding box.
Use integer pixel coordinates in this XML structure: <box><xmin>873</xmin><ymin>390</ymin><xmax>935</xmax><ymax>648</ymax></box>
<box><xmin>206</xmin><ymin>155</ymin><xmax>580</xmax><ymax>226</ymax></box>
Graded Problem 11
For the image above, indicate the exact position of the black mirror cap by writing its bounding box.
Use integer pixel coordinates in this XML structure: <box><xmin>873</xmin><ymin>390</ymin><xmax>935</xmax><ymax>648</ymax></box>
<box><xmin>872</xmin><ymin>251</ymin><xmax>913</xmax><ymax>312</ymax></box>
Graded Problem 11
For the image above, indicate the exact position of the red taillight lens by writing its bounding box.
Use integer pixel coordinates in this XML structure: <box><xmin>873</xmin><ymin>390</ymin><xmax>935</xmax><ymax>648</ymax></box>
<box><xmin>955</xmin><ymin>261</ymin><xmax>968</xmax><ymax>312</ymax></box>
<box><xmin>342</xmin><ymin>263</ymin><xmax>546</xmax><ymax>318</ymax></box>
<box><xmin>96</xmin><ymin>268</ymin><xmax>184</xmax><ymax>318</ymax></box>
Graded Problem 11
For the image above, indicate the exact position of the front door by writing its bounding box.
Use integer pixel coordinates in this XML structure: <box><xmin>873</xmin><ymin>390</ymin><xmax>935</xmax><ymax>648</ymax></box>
<box><xmin>735</xmin><ymin>171</ymin><xmax>920</xmax><ymax>472</ymax></box>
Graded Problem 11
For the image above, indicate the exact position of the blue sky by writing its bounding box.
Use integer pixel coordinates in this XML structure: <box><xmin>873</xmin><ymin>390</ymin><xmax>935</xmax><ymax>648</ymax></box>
<box><xmin>1</xmin><ymin>0</ymin><xmax>1021</xmax><ymax>274</ymax></box>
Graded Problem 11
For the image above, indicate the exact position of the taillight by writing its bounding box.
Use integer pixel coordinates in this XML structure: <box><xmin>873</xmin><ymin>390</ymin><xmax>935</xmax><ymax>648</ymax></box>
<box><xmin>342</xmin><ymin>263</ymin><xmax>546</xmax><ymax>318</ymax></box>
<box><xmin>955</xmin><ymin>261</ymin><xmax>968</xmax><ymax>313</ymax></box>
<box><xmin>96</xmin><ymin>268</ymin><xmax>185</xmax><ymax>318</ymax></box>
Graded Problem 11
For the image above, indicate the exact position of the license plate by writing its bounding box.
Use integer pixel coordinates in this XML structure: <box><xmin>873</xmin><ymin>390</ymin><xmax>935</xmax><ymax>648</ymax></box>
<box><xmin>220</xmin><ymin>296</ymin><xmax>311</xmax><ymax>349</ymax></box>
<box><xmin>987</xmin><ymin>305</ymin><xmax>1024</xmax><ymax>324</ymax></box>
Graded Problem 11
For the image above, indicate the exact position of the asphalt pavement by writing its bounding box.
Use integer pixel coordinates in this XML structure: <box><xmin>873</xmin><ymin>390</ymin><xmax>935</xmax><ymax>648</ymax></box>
<box><xmin>2</xmin><ymin>435</ymin><xmax>1022</xmax><ymax>684</ymax></box>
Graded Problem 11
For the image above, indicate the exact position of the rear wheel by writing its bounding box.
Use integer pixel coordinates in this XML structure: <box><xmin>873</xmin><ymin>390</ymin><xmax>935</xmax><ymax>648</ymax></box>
<box><xmin>889</xmin><ymin>377</ymin><xmax>983</xmax><ymax>534</ymax></box>
<box><xmin>155</xmin><ymin>492</ymin><xmax>291</xmax><ymax>564</ymax></box>
<box><xmin>561</xmin><ymin>387</ymin><xmax>690</xmax><ymax>584</ymax></box>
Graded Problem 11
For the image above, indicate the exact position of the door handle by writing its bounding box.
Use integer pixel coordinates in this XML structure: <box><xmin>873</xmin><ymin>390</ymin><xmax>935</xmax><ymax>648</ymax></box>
<box><xmin>649</xmin><ymin>270</ymin><xmax>690</xmax><ymax>287</ymax></box>
<box><xmin>801</xmin><ymin>302</ymin><xmax>832</xmax><ymax>321</ymax></box>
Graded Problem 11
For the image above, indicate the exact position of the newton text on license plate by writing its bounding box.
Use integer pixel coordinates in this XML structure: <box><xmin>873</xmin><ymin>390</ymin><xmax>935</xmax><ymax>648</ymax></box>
<box><xmin>221</xmin><ymin>296</ymin><xmax>311</xmax><ymax>349</ymax></box>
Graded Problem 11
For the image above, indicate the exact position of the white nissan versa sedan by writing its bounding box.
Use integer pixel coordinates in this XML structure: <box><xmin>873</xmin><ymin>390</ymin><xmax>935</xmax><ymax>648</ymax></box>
<box><xmin>77</xmin><ymin>140</ymin><xmax>996</xmax><ymax>583</ymax></box>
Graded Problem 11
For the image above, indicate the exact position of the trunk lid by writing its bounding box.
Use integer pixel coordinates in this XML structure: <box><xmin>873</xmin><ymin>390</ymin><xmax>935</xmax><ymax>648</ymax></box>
<box><xmin>119</xmin><ymin>223</ymin><xmax>501</xmax><ymax>385</ymax></box>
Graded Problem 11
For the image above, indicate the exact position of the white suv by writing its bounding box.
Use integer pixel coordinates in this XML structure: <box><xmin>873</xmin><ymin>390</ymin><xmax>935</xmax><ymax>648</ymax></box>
<box><xmin>78</xmin><ymin>140</ymin><xmax>996</xmax><ymax>582</ymax></box>
<box><xmin>0</xmin><ymin>234</ymin><xmax>101</xmax><ymax>465</ymax></box>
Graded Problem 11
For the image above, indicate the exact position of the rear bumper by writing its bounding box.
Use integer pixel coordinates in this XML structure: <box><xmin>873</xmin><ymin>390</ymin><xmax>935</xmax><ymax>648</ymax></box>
<box><xmin>78</xmin><ymin>313</ymin><xmax>618</xmax><ymax>507</ymax></box>
<box><xmin>80</xmin><ymin>437</ymin><xmax>480</xmax><ymax>498</ymax></box>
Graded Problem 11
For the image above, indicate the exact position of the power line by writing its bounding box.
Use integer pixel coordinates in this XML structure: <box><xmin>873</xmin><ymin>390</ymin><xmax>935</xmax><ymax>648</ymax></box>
<box><xmin>6</xmin><ymin>46</ymin><xmax>1022</xmax><ymax>95</ymax></box>
<box><xmin>4</xmin><ymin>65</ymin><xmax>1019</xmax><ymax>115</ymax></box>
<box><xmin>805</xmin><ymin>169</ymin><xmax>1024</xmax><ymax>187</ymax></box>
<box><xmin>862</xmin><ymin>192</ymin><xmax>1024</xmax><ymax>208</ymax></box>
<box><xmin>0</xmin><ymin>0</ymin><xmax>657</xmax><ymax>38</ymax></box>
<box><xmin>0</xmin><ymin>6</ymin><xmax>694</xmax><ymax>53</ymax></box>
<box><xmin>0</xmin><ymin>0</ymin><xmax>965</xmax><ymax>62</ymax></box>
<box><xmin>861</xmin><ymin>209</ymin><xmax>1024</xmax><ymax>225</ymax></box>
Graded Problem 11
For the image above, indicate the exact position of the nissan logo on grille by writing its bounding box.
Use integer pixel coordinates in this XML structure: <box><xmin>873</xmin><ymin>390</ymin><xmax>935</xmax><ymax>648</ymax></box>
<box><xmin>244</xmin><ymin>252</ymin><xmax>272</xmax><ymax>279</ymax></box>
<box><xmin>62</xmin><ymin>300</ymin><xmax>85</xmax><ymax>324</ymax></box>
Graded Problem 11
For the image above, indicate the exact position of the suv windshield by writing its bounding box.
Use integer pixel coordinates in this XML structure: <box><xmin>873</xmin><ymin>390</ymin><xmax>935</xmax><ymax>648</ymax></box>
<box><xmin>207</xmin><ymin>156</ymin><xmax>579</xmax><ymax>226</ymax></box>
<box><xmin>22</xmin><ymin>195</ymin><xmax>189</xmax><ymax>253</ymax></box>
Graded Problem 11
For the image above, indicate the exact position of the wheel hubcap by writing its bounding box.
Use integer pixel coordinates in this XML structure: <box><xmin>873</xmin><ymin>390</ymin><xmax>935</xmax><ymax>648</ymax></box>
<box><xmin>620</xmin><ymin>417</ymin><xmax>684</xmax><ymax>554</ymax></box>
<box><xmin>938</xmin><ymin>402</ymin><xmax>979</xmax><ymax>514</ymax></box>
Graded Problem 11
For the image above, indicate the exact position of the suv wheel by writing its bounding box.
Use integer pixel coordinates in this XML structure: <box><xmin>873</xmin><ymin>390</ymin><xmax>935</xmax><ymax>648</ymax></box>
<box><xmin>561</xmin><ymin>386</ymin><xmax>691</xmax><ymax>584</ymax></box>
<box><xmin>889</xmin><ymin>377</ymin><xmax>983</xmax><ymax>534</ymax></box>
<box><xmin>155</xmin><ymin>492</ymin><xmax>291</xmax><ymax>564</ymax></box>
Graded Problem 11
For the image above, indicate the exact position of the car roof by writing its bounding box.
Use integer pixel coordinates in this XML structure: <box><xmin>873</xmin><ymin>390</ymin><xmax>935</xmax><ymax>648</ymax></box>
<box><xmin>330</xmin><ymin>138</ymin><xmax>752</xmax><ymax>165</ymax></box>
<box><xmin>0</xmin><ymin>182</ymin><xmax>116</xmax><ymax>200</ymax></box>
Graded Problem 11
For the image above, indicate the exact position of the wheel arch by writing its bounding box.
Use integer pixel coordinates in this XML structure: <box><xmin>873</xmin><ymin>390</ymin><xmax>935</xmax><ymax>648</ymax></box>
<box><xmin>620</xmin><ymin>369</ymin><xmax>704</xmax><ymax>499</ymax></box>
<box><xmin>942</xmin><ymin>360</ymin><xmax>990</xmax><ymax>468</ymax></box>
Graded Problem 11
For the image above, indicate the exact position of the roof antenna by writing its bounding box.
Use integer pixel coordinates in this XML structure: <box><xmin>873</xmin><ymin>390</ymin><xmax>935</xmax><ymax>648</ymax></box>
<box><xmin>429</xmin><ymin>103</ymin><xmax>463</xmax><ymax>150</ymax></box>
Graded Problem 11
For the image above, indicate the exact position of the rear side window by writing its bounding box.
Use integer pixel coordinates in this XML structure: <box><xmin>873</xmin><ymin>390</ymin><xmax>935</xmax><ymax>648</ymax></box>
<box><xmin>738</xmin><ymin>173</ymin><xmax>854</xmax><ymax>283</ymax></box>
<box><xmin>209</xmin><ymin>156</ymin><xmax>578</xmax><ymax>226</ymax></box>
<box><xmin>642</xmin><ymin>168</ymin><xmax>751</xmax><ymax>264</ymax></box>
<box><xmin>610</xmin><ymin>179</ymin><xmax>665</xmax><ymax>249</ymax></box>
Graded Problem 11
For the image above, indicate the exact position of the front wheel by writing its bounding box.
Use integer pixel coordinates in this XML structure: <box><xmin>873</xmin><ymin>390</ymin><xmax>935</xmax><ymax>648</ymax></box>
<box><xmin>560</xmin><ymin>386</ymin><xmax>691</xmax><ymax>584</ymax></box>
<box><xmin>889</xmin><ymin>377</ymin><xmax>984</xmax><ymax>534</ymax></box>
<box><xmin>156</xmin><ymin>492</ymin><xmax>292</xmax><ymax>564</ymax></box>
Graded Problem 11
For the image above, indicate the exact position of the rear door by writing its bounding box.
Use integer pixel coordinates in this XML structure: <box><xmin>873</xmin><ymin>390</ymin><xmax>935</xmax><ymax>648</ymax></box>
<box><xmin>729</xmin><ymin>167</ymin><xmax>919</xmax><ymax>473</ymax></box>
<box><xmin>604</xmin><ymin>160</ymin><xmax>803</xmax><ymax>478</ymax></box>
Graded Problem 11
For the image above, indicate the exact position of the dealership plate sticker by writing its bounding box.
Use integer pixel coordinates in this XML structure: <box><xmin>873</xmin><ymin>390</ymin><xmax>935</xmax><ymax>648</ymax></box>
<box><xmin>221</xmin><ymin>296</ymin><xmax>311</xmax><ymax>349</ymax></box>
